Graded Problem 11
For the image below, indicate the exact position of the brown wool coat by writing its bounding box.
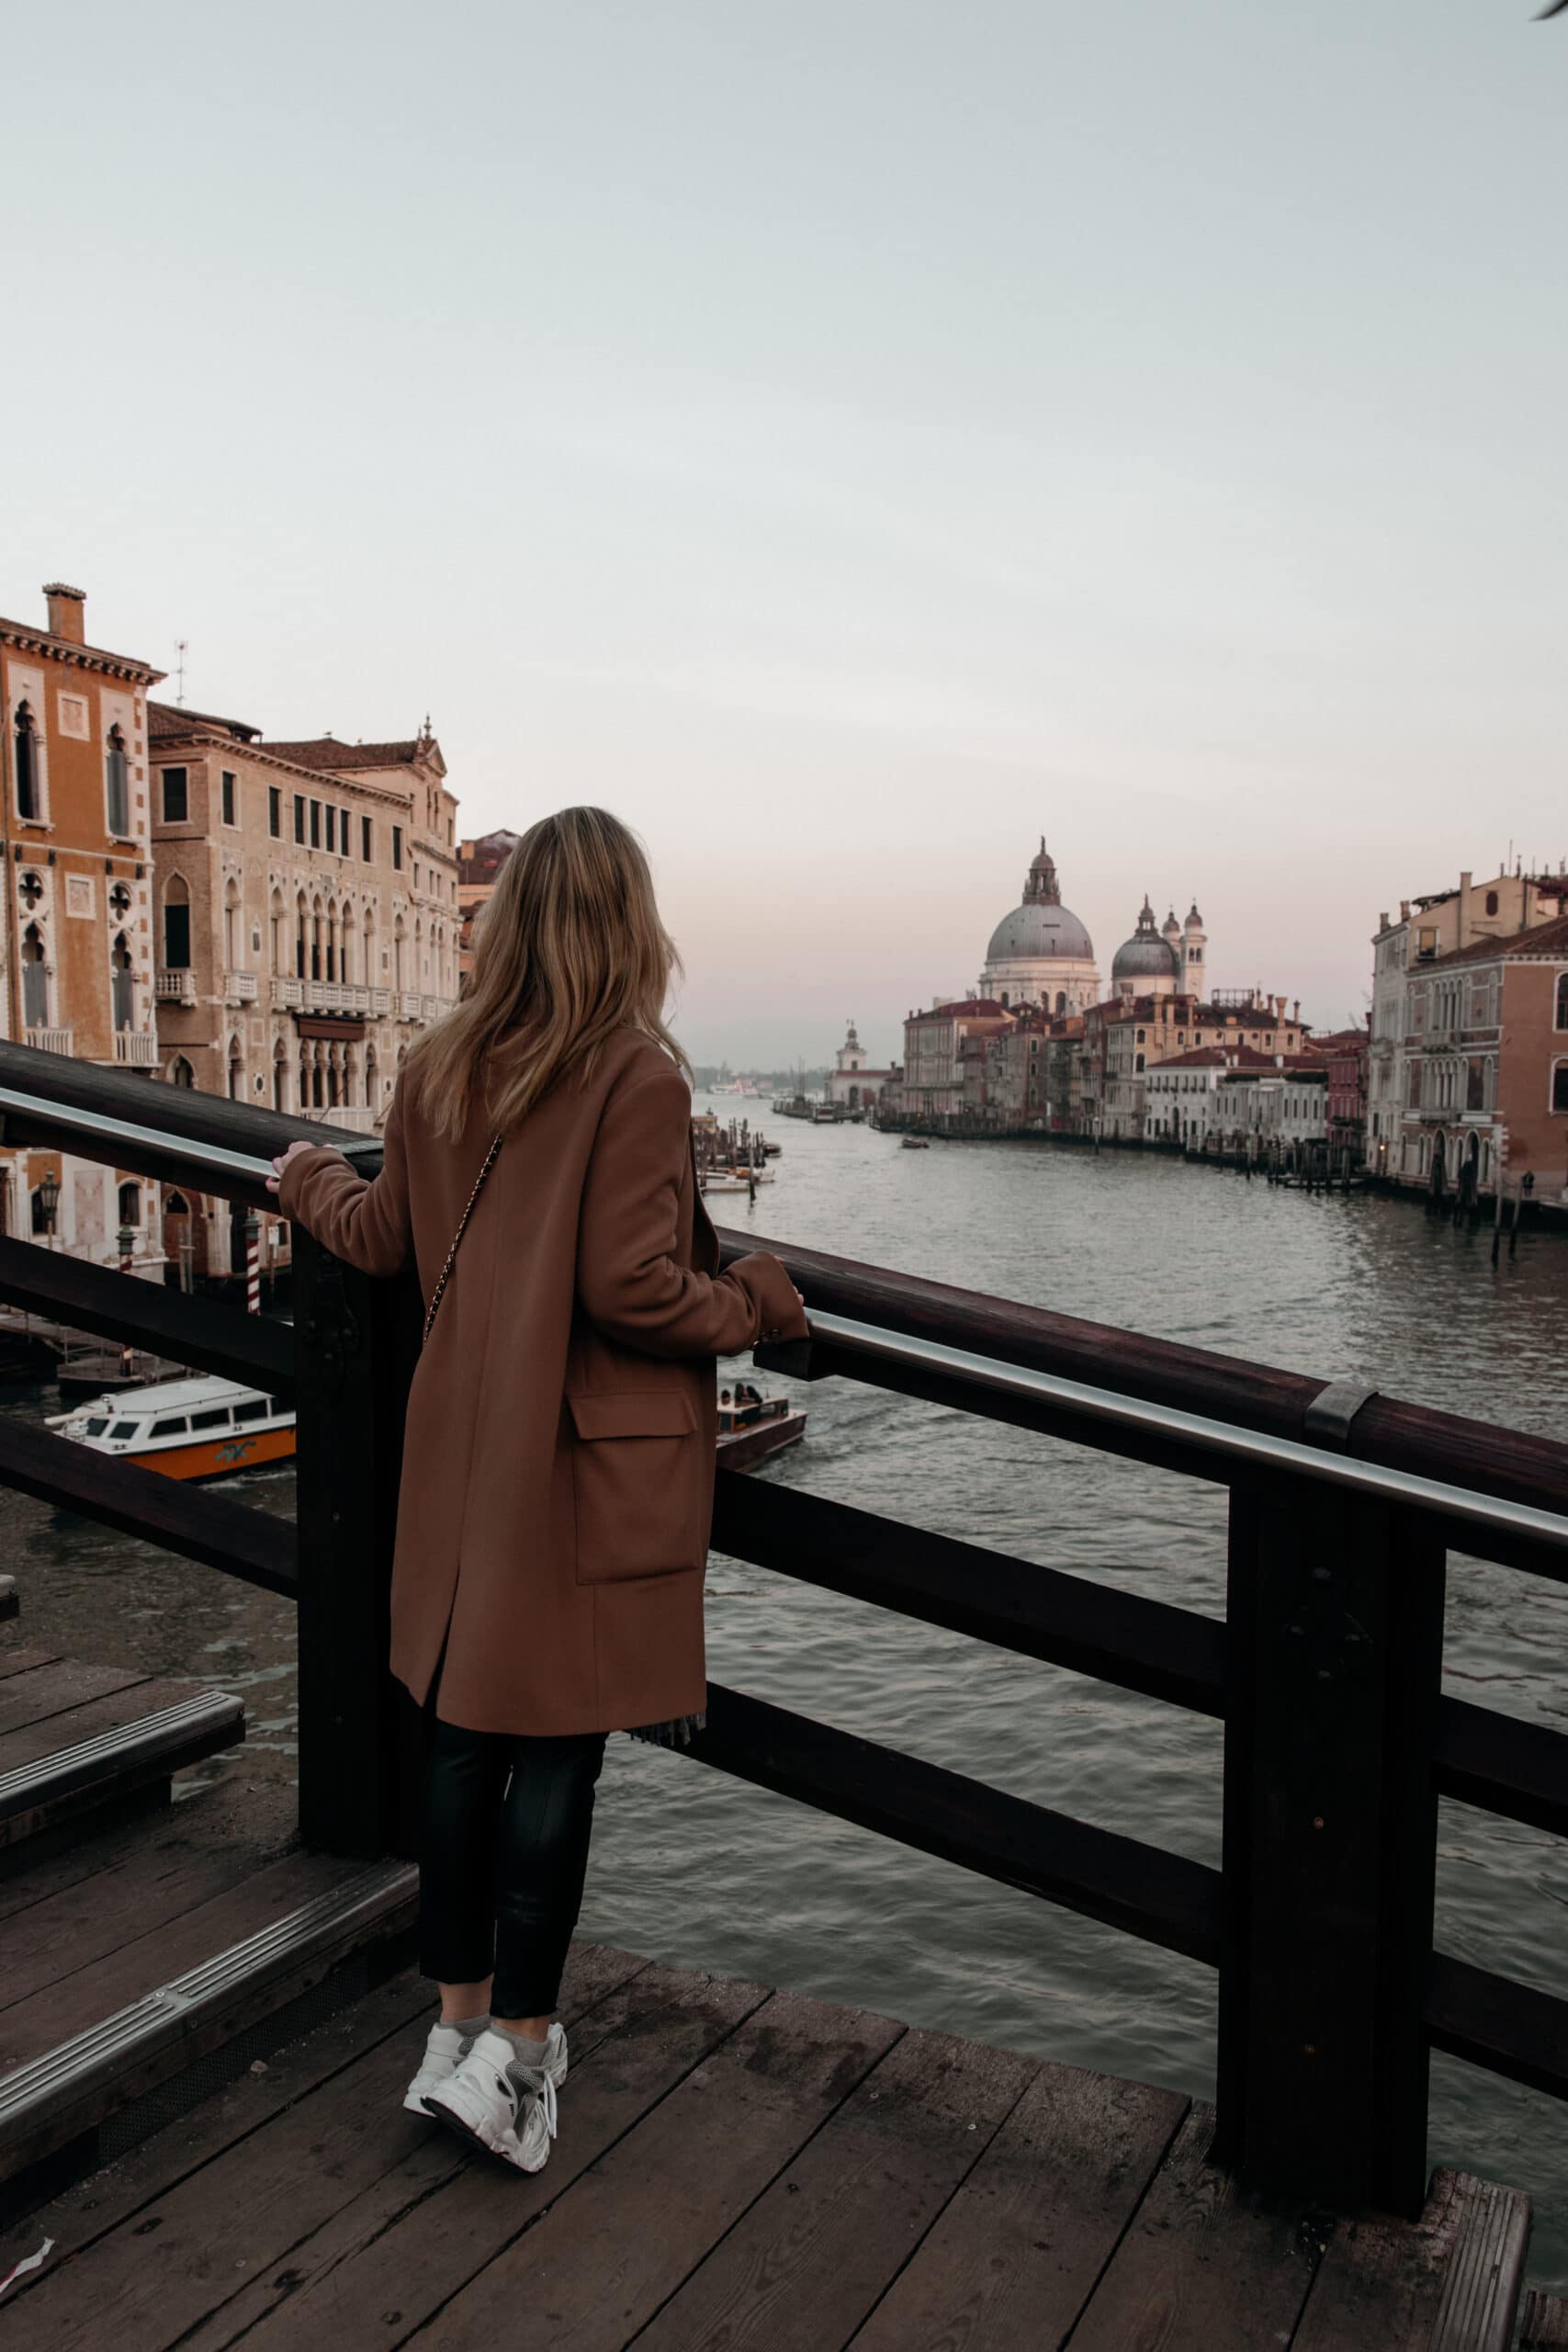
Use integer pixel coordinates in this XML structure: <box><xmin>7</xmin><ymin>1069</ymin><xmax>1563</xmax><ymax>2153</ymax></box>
<box><xmin>276</xmin><ymin>1028</ymin><xmax>807</xmax><ymax>1736</ymax></box>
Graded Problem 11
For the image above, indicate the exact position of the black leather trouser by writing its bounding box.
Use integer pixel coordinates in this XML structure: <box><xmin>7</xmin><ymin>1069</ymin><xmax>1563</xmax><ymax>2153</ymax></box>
<box><xmin>416</xmin><ymin>1713</ymin><xmax>608</xmax><ymax>2018</ymax></box>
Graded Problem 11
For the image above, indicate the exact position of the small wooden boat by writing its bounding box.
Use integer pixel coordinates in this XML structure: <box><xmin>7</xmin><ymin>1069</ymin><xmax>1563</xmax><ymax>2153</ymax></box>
<box><xmin>47</xmin><ymin>1374</ymin><xmax>295</xmax><ymax>1481</ymax></box>
<box><xmin>900</xmin><ymin>1136</ymin><xmax>930</xmax><ymax>1149</ymax></box>
<box><xmin>716</xmin><ymin>1392</ymin><xmax>807</xmax><ymax>1468</ymax></box>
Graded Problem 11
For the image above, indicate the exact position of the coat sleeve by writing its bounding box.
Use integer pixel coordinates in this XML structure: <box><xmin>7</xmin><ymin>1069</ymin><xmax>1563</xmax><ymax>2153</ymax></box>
<box><xmin>274</xmin><ymin>1079</ymin><xmax>413</xmax><ymax>1277</ymax></box>
<box><xmin>576</xmin><ymin>1058</ymin><xmax>807</xmax><ymax>1359</ymax></box>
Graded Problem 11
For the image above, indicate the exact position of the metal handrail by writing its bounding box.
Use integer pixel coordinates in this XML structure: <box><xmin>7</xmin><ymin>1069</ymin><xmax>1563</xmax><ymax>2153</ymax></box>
<box><xmin>1</xmin><ymin>1076</ymin><xmax>1562</xmax><ymax>1553</ymax></box>
<box><xmin>0</xmin><ymin>1085</ymin><xmax>378</xmax><ymax>1182</ymax></box>
<box><xmin>802</xmin><ymin>1309</ymin><xmax>1568</xmax><ymax>1554</ymax></box>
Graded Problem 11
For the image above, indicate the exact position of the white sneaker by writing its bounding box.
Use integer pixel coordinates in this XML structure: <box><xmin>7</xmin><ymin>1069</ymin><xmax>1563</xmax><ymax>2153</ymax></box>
<box><xmin>423</xmin><ymin>2021</ymin><xmax>569</xmax><ymax>2172</ymax></box>
<box><xmin>403</xmin><ymin>2016</ymin><xmax>491</xmax><ymax>2116</ymax></box>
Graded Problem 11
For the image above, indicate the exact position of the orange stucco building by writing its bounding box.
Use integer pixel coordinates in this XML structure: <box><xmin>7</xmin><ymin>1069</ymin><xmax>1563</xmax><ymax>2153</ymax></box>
<box><xmin>1</xmin><ymin>583</ymin><xmax>166</xmax><ymax>1267</ymax></box>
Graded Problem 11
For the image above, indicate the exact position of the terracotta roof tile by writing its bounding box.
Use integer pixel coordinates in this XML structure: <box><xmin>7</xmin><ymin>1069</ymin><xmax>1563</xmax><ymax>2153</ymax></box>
<box><xmin>260</xmin><ymin>736</ymin><xmax>426</xmax><ymax>772</ymax></box>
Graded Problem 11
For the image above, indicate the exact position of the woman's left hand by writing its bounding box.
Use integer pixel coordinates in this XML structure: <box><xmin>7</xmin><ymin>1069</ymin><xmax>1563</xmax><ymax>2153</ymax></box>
<box><xmin>266</xmin><ymin>1139</ymin><xmax>319</xmax><ymax>1194</ymax></box>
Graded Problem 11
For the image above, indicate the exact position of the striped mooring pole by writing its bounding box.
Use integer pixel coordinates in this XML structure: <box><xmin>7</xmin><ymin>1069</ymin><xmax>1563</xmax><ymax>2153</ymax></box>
<box><xmin>244</xmin><ymin>1210</ymin><xmax>260</xmax><ymax>1316</ymax></box>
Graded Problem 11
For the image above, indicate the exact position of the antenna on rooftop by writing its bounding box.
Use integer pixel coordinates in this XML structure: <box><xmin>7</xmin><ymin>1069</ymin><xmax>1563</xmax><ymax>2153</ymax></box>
<box><xmin>174</xmin><ymin>640</ymin><xmax>188</xmax><ymax>706</ymax></box>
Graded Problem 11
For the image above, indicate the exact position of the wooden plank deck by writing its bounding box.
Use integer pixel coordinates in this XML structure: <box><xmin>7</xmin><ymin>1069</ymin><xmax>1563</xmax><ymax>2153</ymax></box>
<box><xmin>0</xmin><ymin>1939</ymin><xmax>1530</xmax><ymax>2351</ymax></box>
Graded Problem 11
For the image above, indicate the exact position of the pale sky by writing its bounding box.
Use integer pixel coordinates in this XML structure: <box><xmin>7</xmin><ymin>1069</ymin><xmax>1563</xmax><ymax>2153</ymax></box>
<box><xmin>6</xmin><ymin>1</ymin><xmax>1566</xmax><ymax>1066</ymax></box>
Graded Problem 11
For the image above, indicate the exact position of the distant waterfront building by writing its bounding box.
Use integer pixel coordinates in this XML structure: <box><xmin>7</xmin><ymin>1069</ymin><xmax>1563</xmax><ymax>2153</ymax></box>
<box><xmin>1079</xmin><ymin>989</ymin><xmax>1305</xmax><ymax>1142</ymax></box>
<box><xmin>1368</xmin><ymin>867</ymin><xmax>1568</xmax><ymax>1166</ymax></box>
<box><xmin>457</xmin><ymin>828</ymin><xmax>524</xmax><ymax>981</ymax></box>
<box><xmin>901</xmin><ymin>998</ymin><xmax>1012</xmax><ymax>1121</ymax></box>
<box><xmin>978</xmin><ymin>842</ymin><xmax>1100</xmax><ymax>1012</ymax></box>
<box><xmin>825</xmin><ymin>1019</ymin><xmax>893</xmax><ymax>1112</ymax></box>
<box><xmin>1</xmin><ymin>582</ymin><xmax>165</xmax><ymax>1269</ymax></box>
<box><xmin>1390</xmin><ymin>910</ymin><xmax>1568</xmax><ymax>1204</ymax></box>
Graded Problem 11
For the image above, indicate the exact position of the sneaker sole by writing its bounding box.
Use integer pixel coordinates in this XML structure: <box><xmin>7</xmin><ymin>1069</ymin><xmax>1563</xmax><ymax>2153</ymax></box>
<box><xmin>423</xmin><ymin>2087</ymin><xmax>549</xmax><ymax>2173</ymax></box>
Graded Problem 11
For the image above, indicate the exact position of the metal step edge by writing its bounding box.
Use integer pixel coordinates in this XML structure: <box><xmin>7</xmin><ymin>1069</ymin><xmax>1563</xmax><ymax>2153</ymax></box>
<box><xmin>0</xmin><ymin>1690</ymin><xmax>245</xmax><ymax>1815</ymax></box>
<box><xmin>0</xmin><ymin>1859</ymin><xmax>415</xmax><ymax>2133</ymax></box>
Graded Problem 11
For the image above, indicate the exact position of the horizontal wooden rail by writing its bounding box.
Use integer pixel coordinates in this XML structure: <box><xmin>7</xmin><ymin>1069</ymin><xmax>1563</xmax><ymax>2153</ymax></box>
<box><xmin>718</xmin><ymin>1223</ymin><xmax>1568</xmax><ymax>1531</ymax></box>
<box><xmin>682</xmin><ymin>1681</ymin><xmax>1224</xmax><ymax>1966</ymax></box>
<box><xmin>712</xmin><ymin>1469</ymin><xmax>1225</xmax><ymax>1717</ymax></box>
<box><xmin>0</xmin><ymin>1236</ymin><xmax>295</xmax><ymax>1398</ymax></box>
<box><xmin>1427</xmin><ymin>1951</ymin><xmax>1568</xmax><ymax>2104</ymax></box>
<box><xmin>1434</xmin><ymin>1698</ymin><xmax>1568</xmax><ymax>1841</ymax></box>
<box><xmin>0</xmin><ymin>1417</ymin><xmax>298</xmax><ymax>1595</ymax></box>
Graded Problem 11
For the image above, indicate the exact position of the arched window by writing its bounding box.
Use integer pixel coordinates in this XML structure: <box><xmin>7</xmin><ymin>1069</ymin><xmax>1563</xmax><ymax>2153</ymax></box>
<box><xmin>169</xmin><ymin>1056</ymin><xmax>195</xmax><ymax>1089</ymax></box>
<box><xmin>1486</xmin><ymin>891</ymin><xmax>1499</xmax><ymax>917</ymax></box>
<box><xmin>105</xmin><ymin>724</ymin><xmax>130</xmax><ymax>836</ymax></box>
<box><xmin>310</xmin><ymin>895</ymin><xmax>323</xmax><ymax>982</ymax></box>
<box><xmin>13</xmin><ymin>701</ymin><xmax>40</xmax><ymax>821</ymax></box>
<box><xmin>271</xmin><ymin>887</ymin><xmax>286</xmax><ymax>975</ymax></box>
<box><xmin>1556</xmin><ymin>972</ymin><xmax>1568</xmax><ymax>1032</ymax></box>
<box><xmin>20</xmin><ymin>922</ymin><xmax>48</xmax><ymax>1029</ymax></box>
<box><xmin>1055</xmin><ymin>991</ymin><xmax>1067</xmax><ymax>1014</ymax></box>
<box><xmin>273</xmin><ymin>1038</ymin><xmax>288</xmax><ymax>1113</ymax></box>
<box><xmin>162</xmin><ymin>873</ymin><xmax>191</xmax><ymax>969</ymax></box>
<box><xmin>227</xmin><ymin>1035</ymin><xmax>245</xmax><ymax>1101</ymax></box>
<box><xmin>295</xmin><ymin>890</ymin><xmax>308</xmax><ymax>978</ymax></box>
<box><xmin>110</xmin><ymin>931</ymin><xmax>134</xmax><ymax>1030</ymax></box>
<box><xmin>223</xmin><ymin>879</ymin><xmax>242</xmax><ymax>972</ymax></box>
<box><xmin>1554</xmin><ymin>1060</ymin><xmax>1568</xmax><ymax>1114</ymax></box>
<box><xmin>118</xmin><ymin>1181</ymin><xmax>141</xmax><ymax>1227</ymax></box>
<box><xmin>365</xmin><ymin>1046</ymin><xmax>378</xmax><ymax>1107</ymax></box>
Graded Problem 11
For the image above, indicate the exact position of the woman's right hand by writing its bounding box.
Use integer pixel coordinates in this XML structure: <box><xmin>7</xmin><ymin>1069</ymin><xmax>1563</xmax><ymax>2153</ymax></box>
<box><xmin>266</xmin><ymin>1138</ymin><xmax>318</xmax><ymax>1194</ymax></box>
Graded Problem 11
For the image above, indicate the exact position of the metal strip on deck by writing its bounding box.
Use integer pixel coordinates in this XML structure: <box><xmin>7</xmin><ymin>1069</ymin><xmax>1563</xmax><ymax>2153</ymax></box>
<box><xmin>0</xmin><ymin>1690</ymin><xmax>245</xmax><ymax>1838</ymax></box>
<box><xmin>0</xmin><ymin>1858</ymin><xmax>415</xmax><ymax>2177</ymax></box>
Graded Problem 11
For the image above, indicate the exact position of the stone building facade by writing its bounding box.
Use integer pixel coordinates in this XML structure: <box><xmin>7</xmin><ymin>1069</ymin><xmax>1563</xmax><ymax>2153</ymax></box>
<box><xmin>1368</xmin><ymin>868</ymin><xmax>1568</xmax><ymax>1164</ymax></box>
<box><xmin>1391</xmin><ymin>912</ymin><xmax>1568</xmax><ymax>1205</ymax></box>
<box><xmin>149</xmin><ymin>707</ymin><xmax>460</xmax><ymax>1279</ymax></box>
<box><xmin>1</xmin><ymin>583</ymin><xmax>165</xmax><ymax>1269</ymax></box>
<box><xmin>826</xmin><ymin>1019</ymin><xmax>894</xmax><ymax>1112</ymax></box>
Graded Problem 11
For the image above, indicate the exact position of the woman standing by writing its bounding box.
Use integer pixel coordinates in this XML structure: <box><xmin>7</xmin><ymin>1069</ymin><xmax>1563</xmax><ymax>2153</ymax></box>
<box><xmin>267</xmin><ymin>807</ymin><xmax>807</xmax><ymax>2175</ymax></box>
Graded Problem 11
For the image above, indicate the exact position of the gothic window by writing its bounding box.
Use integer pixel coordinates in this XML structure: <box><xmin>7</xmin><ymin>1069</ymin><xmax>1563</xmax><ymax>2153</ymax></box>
<box><xmin>14</xmin><ymin>701</ymin><xmax>41</xmax><ymax>820</ymax></box>
<box><xmin>108</xmin><ymin>880</ymin><xmax>132</xmax><ymax>919</ymax></box>
<box><xmin>118</xmin><ymin>1181</ymin><xmax>141</xmax><ymax>1227</ymax></box>
<box><xmin>1554</xmin><ymin>1061</ymin><xmax>1568</xmax><ymax>1114</ymax></box>
<box><xmin>111</xmin><ymin>932</ymin><xmax>134</xmax><ymax>1030</ymax></box>
<box><xmin>105</xmin><ymin>725</ymin><xmax>130</xmax><ymax>835</ymax></box>
<box><xmin>1557</xmin><ymin>972</ymin><xmax>1568</xmax><ymax>1032</ymax></box>
<box><xmin>21</xmin><ymin>923</ymin><xmax>48</xmax><ymax>1028</ymax></box>
<box><xmin>169</xmin><ymin>1057</ymin><xmax>195</xmax><ymax>1089</ymax></box>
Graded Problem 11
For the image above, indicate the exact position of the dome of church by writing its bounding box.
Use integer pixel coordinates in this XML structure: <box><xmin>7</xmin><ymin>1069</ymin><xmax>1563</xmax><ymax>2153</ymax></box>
<box><xmin>984</xmin><ymin>841</ymin><xmax>1094</xmax><ymax>964</ymax></box>
<box><xmin>1111</xmin><ymin>896</ymin><xmax>1180</xmax><ymax>982</ymax></box>
<box><xmin>985</xmin><ymin>900</ymin><xmax>1096</xmax><ymax>963</ymax></box>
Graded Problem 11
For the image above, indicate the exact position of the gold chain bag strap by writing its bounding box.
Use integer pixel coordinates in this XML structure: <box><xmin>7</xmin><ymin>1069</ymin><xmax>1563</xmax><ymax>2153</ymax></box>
<box><xmin>423</xmin><ymin>1132</ymin><xmax>503</xmax><ymax>1346</ymax></box>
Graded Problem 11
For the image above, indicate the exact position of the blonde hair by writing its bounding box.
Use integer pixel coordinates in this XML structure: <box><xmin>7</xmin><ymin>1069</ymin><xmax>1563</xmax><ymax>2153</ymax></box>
<box><xmin>404</xmin><ymin>806</ymin><xmax>689</xmax><ymax>1140</ymax></box>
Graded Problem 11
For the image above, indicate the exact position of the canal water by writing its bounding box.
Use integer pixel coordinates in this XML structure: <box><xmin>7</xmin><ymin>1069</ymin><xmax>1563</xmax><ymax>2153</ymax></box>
<box><xmin>7</xmin><ymin>1099</ymin><xmax>1567</xmax><ymax>2287</ymax></box>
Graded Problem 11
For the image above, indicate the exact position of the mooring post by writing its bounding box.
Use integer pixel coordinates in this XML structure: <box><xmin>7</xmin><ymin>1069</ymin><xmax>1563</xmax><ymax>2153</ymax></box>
<box><xmin>1216</xmin><ymin>1478</ymin><xmax>1445</xmax><ymax>2214</ymax></box>
<box><xmin>292</xmin><ymin>1233</ymin><xmax>425</xmax><ymax>1858</ymax></box>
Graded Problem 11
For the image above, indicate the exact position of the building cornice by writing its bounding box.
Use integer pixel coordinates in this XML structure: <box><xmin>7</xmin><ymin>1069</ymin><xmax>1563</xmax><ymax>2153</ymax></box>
<box><xmin>0</xmin><ymin>616</ymin><xmax>165</xmax><ymax>687</ymax></box>
<box><xmin>148</xmin><ymin>723</ymin><xmax>418</xmax><ymax>810</ymax></box>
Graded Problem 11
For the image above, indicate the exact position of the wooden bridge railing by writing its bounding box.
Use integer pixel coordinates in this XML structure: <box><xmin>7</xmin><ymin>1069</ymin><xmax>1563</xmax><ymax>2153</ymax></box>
<box><xmin>0</xmin><ymin>1036</ymin><xmax>1563</xmax><ymax>2226</ymax></box>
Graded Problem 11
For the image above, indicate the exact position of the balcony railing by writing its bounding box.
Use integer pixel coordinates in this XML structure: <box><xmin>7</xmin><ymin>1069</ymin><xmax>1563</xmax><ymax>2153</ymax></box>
<box><xmin>398</xmin><ymin>991</ymin><xmax>422</xmax><ymax>1020</ymax></box>
<box><xmin>112</xmin><ymin>1030</ymin><xmax>160</xmax><ymax>1067</ymax></box>
<box><xmin>223</xmin><ymin>971</ymin><xmax>258</xmax><ymax>1003</ymax></box>
<box><xmin>0</xmin><ymin>1034</ymin><xmax>1562</xmax><ymax>2227</ymax></box>
<box><xmin>23</xmin><ymin>1025</ymin><xmax>73</xmax><ymax>1056</ymax></box>
<box><xmin>155</xmin><ymin>970</ymin><xmax>196</xmax><ymax>1005</ymax></box>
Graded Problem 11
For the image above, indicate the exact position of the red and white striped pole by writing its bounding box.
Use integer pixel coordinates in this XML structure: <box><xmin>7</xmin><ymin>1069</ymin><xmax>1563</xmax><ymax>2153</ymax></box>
<box><xmin>244</xmin><ymin>1211</ymin><xmax>260</xmax><ymax>1316</ymax></box>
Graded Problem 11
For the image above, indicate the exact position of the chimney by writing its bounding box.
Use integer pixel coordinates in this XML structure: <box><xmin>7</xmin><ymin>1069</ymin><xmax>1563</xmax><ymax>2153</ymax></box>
<box><xmin>43</xmin><ymin>582</ymin><xmax>86</xmax><ymax>643</ymax></box>
<box><xmin>1400</xmin><ymin>899</ymin><xmax>1411</xmax><ymax>922</ymax></box>
<box><xmin>1459</xmin><ymin>869</ymin><xmax>1472</xmax><ymax>940</ymax></box>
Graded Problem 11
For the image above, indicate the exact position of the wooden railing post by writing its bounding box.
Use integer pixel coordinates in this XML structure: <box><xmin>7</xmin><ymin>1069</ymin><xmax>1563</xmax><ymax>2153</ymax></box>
<box><xmin>293</xmin><ymin>1235</ymin><xmax>425</xmax><ymax>1859</ymax></box>
<box><xmin>1215</xmin><ymin>1478</ymin><xmax>1446</xmax><ymax>2214</ymax></box>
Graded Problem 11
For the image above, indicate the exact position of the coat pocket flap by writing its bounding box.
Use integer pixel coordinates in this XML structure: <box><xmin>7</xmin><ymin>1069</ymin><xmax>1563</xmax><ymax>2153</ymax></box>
<box><xmin>567</xmin><ymin>1390</ymin><xmax>698</xmax><ymax>1441</ymax></box>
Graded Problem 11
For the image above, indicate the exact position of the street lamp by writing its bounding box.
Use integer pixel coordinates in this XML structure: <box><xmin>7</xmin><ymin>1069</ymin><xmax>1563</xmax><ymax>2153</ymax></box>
<box><xmin>37</xmin><ymin>1168</ymin><xmax>61</xmax><ymax>1249</ymax></box>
